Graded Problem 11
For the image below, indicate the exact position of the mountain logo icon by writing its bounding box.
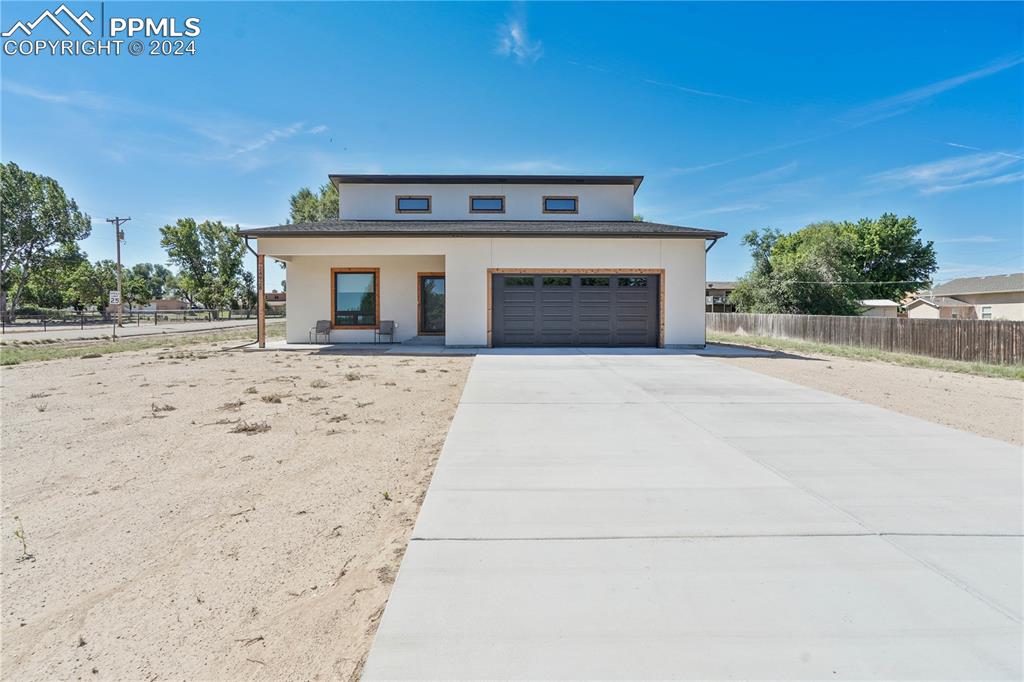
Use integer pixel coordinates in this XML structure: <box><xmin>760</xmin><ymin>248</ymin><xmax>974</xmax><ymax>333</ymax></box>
<box><xmin>2</xmin><ymin>4</ymin><xmax>94</xmax><ymax>37</ymax></box>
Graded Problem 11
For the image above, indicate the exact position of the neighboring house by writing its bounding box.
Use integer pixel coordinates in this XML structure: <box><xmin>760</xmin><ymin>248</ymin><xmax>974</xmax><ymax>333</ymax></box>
<box><xmin>265</xmin><ymin>290</ymin><xmax>287</xmax><ymax>307</ymax></box>
<box><xmin>138</xmin><ymin>298</ymin><xmax>189</xmax><ymax>312</ymax></box>
<box><xmin>923</xmin><ymin>273</ymin><xmax>1024</xmax><ymax>321</ymax></box>
<box><xmin>706</xmin><ymin>281</ymin><xmax>737</xmax><ymax>313</ymax></box>
<box><xmin>905</xmin><ymin>296</ymin><xmax>975</xmax><ymax>320</ymax></box>
<box><xmin>240</xmin><ymin>174</ymin><xmax>726</xmax><ymax>347</ymax></box>
<box><xmin>858</xmin><ymin>299</ymin><xmax>899</xmax><ymax>318</ymax></box>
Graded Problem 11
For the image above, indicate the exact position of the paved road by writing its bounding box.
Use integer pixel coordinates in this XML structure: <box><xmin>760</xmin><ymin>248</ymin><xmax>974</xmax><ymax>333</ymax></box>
<box><xmin>364</xmin><ymin>353</ymin><xmax>1022</xmax><ymax>679</ymax></box>
<box><xmin>0</xmin><ymin>318</ymin><xmax>262</xmax><ymax>342</ymax></box>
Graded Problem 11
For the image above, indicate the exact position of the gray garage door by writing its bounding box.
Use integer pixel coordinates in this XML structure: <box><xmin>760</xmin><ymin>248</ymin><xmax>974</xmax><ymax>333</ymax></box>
<box><xmin>492</xmin><ymin>273</ymin><xmax>660</xmax><ymax>347</ymax></box>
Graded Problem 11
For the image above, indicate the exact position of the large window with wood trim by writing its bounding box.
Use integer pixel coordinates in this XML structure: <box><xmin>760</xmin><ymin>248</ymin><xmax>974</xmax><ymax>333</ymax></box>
<box><xmin>543</xmin><ymin>196</ymin><xmax>578</xmax><ymax>214</ymax></box>
<box><xmin>395</xmin><ymin>196</ymin><xmax>431</xmax><ymax>213</ymax></box>
<box><xmin>331</xmin><ymin>268</ymin><xmax>379</xmax><ymax>328</ymax></box>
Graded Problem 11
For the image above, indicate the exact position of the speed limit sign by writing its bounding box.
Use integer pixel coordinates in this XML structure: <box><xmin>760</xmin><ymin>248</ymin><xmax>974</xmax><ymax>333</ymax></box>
<box><xmin>108</xmin><ymin>290</ymin><xmax>121</xmax><ymax>305</ymax></box>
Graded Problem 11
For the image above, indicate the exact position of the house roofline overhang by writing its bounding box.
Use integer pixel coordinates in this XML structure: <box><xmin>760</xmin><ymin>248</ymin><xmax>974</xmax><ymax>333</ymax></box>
<box><xmin>328</xmin><ymin>174</ymin><xmax>645</xmax><ymax>194</ymax></box>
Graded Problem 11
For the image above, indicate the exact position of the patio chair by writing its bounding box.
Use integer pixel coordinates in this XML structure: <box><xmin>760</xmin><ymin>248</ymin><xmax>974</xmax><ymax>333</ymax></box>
<box><xmin>375</xmin><ymin>320</ymin><xmax>396</xmax><ymax>344</ymax></box>
<box><xmin>309</xmin><ymin>320</ymin><xmax>331</xmax><ymax>344</ymax></box>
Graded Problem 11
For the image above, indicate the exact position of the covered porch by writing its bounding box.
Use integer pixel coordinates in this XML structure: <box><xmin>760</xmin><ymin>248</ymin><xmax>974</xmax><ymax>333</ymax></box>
<box><xmin>254</xmin><ymin>249</ymin><xmax>446</xmax><ymax>347</ymax></box>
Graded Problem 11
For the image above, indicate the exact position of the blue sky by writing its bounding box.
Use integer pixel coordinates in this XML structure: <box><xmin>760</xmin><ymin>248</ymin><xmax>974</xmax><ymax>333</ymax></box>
<box><xmin>2</xmin><ymin>1</ymin><xmax>1022</xmax><ymax>288</ymax></box>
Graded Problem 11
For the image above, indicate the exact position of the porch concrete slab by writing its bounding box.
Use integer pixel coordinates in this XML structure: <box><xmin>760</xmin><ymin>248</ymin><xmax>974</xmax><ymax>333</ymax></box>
<box><xmin>364</xmin><ymin>353</ymin><xmax>1023</xmax><ymax>679</ymax></box>
<box><xmin>364</xmin><ymin>536</ymin><xmax>1022</xmax><ymax>680</ymax></box>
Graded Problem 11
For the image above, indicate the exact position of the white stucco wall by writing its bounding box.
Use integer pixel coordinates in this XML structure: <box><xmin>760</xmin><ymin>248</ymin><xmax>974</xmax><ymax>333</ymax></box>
<box><xmin>337</xmin><ymin>183</ymin><xmax>635</xmax><ymax>221</ymax></box>
<box><xmin>283</xmin><ymin>254</ymin><xmax>444</xmax><ymax>343</ymax></box>
<box><xmin>262</xmin><ymin>237</ymin><xmax>707</xmax><ymax>346</ymax></box>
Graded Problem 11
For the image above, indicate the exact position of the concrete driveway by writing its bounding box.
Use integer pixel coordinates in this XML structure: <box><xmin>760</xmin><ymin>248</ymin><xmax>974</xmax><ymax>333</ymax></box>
<box><xmin>363</xmin><ymin>353</ymin><xmax>1022</xmax><ymax>680</ymax></box>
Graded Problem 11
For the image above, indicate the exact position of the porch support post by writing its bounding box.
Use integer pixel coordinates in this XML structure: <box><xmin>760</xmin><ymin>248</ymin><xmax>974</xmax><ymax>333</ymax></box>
<box><xmin>257</xmin><ymin>253</ymin><xmax>266</xmax><ymax>348</ymax></box>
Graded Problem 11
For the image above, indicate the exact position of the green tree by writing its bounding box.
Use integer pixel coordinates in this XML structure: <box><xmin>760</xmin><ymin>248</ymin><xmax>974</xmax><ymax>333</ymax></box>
<box><xmin>122</xmin><ymin>275</ymin><xmax>153</xmax><ymax>312</ymax></box>
<box><xmin>289</xmin><ymin>183</ymin><xmax>339</xmax><ymax>223</ymax></box>
<box><xmin>237</xmin><ymin>270</ymin><xmax>258</xmax><ymax>316</ymax></box>
<box><xmin>129</xmin><ymin>262</ymin><xmax>176</xmax><ymax>300</ymax></box>
<box><xmin>0</xmin><ymin>162</ymin><xmax>92</xmax><ymax>319</ymax></box>
<box><xmin>18</xmin><ymin>243</ymin><xmax>88</xmax><ymax>310</ymax></box>
<box><xmin>64</xmin><ymin>260</ymin><xmax>118</xmax><ymax>315</ymax></box>
<box><xmin>730</xmin><ymin>214</ymin><xmax>936</xmax><ymax>315</ymax></box>
<box><xmin>159</xmin><ymin>218</ymin><xmax>247</xmax><ymax>312</ymax></box>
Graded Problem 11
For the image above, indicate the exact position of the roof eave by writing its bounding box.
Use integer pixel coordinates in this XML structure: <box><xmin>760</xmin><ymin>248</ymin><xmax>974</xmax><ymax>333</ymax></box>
<box><xmin>328</xmin><ymin>174</ymin><xmax>645</xmax><ymax>194</ymax></box>
<box><xmin>238</xmin><ymin>229</ymin><xmax>725</xmax><ymax>239</ymax></box>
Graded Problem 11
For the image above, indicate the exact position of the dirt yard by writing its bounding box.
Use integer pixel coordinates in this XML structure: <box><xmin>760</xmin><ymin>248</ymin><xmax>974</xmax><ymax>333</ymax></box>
<box><xmin>714</xmin><ymin>352</ymin><xmax>1024</xmax><ymax>446</ymax></box>
<box><xmin>0</xmin><ymin>343</ymin><xmax>471</xmax><ymax>681</ymax></box>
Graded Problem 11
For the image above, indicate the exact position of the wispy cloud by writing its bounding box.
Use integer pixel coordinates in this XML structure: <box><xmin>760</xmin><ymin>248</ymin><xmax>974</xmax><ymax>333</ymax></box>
<box><xmin>230</xmin><ymin>122</ymin><xmax>307</xmax><ymax>157</ymax></box>
<box><xmin>843</xmin><ymin>55</ymin><xmax>1024</xmax><ymax>125</ymax></box>
<box><xmin>671</xmin><ymin>54</ymin><xmax>1024</xmax><ymax>177</ymax></box>
<box><xmin>4</xmin><ymin>80</ymin><xmax>69</xmax><ymax>103</ymax></box>
<box><xmin>721</xmin><ymin>161</ymin><xmax>799</xmax><ymax>188</ymax></box>
<box><xmin>5</xmin><ymin>77</ymin><xmax>331</xmax><ymax>171</ymax></box>
<box><xmin>567</xmin><ymin>60</ymin><xmax>752</xmax><ymax>104</ymax></box>
<box><xmin>870</xmin><ymin>151</ymin><xmax>1024</xmax><ymax>194</ymax></box>
<box><xmin>491</xmin><ymin>159</ymin><xmax>566</xmax><ymax>172</ymax></box>
<box><xmin>934</xmin><ymin>235</ymin><xmax>1003</xmax><ymax>244</ymax></box>
<box><xmin>496</xmin><ymin>11</ymin><xmax>542</xmax><ymax>64</ymax></box>
<box><xmin>693</xmin><ymin>203</ymin><xmax>766</xmax><ymax>215</ymax></box>
<box><xmin>640</xmin><ymin>77</ymin><xmax>752</xmax><ymax>104</ymax></box>
<box><xmin>3</xmin><ymin>78</ymin><xmax>106</xmax><ymax>108</ymax></box>
<box><xmin>943</xmin><ymin>141</ymin><xmax>1024</xmax><ymax>161</ymax></box>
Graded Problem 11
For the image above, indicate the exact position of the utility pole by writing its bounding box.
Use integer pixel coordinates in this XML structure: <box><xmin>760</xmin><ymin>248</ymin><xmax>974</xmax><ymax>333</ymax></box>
<box><xmin>107</xmin><ymin>217</ymin><xmax>130</xmax><ymax>335</ymax></box>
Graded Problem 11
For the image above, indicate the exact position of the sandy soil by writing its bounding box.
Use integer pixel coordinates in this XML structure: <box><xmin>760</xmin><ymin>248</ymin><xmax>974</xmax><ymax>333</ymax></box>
<box><xmin>714</xmin><ymin>352</ymin><xmax>1024</xmax><ymax>446</ymax></box>
<box><xmin>1</xmin><ymin>343</ymin><xmax>471</xmax><ymax>681</ymax></box>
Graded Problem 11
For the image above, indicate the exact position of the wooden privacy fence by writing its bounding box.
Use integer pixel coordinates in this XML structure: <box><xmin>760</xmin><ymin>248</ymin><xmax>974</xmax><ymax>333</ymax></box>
<box><xmin>706</xmin><ymin>313</ymin><xmax>1024</xmax><ymax>366</ymax></box>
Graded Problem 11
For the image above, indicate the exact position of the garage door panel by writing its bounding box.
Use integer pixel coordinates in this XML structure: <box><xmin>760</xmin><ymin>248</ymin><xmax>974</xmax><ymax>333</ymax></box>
<box><xmin>493</xmin><ymin>273</ymin><xmax>659</xmax><ymax>347</ymax></box>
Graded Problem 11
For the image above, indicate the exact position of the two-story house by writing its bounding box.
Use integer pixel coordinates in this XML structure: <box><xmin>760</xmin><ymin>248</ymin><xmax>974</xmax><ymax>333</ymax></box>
<box><xmin>240</xmin><ymin>174</ymin><xmax>726</xmax><ymax>348</ymax></box>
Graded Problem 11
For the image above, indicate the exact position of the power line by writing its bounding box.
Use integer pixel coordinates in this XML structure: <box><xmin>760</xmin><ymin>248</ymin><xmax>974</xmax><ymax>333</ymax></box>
<box><xmin>774</xmin><ymin>280</ymin><xmax>929</xmax><ymax>285</ymax></box>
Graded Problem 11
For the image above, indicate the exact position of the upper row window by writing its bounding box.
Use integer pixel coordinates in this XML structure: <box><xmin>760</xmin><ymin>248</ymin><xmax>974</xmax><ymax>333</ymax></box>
<box><xmin>470</xmin><ymin>196</ymin><xmax>505</xmax><ymax>213</ymax></box>
<box><xmin>394</xmin><ymin>194</ymin><xmax>580</xmax><ymax>215</ymax></box>
<box><xmin>543</xmin><ymin>196</ymin><xmax>579</xmax><ymax>214</ymax></box>
<box><xmin>395</xmin><ymin>196</ymin><xmax>431</xmax><ymax>213</ymax></box>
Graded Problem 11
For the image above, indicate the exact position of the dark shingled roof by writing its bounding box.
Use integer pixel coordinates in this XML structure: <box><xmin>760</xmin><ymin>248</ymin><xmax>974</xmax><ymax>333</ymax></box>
<box><xmin>238</xmin><ymin>219</ymin><xmax>726</xmax><ymax>239</ymax></box>
<box><xmin>931</xmin><ymin>273</ymin><xmax>1024</xmax><ymax>296</ymax></box>
<box><xmin>329</xmin><ymin>174</ymin><xmax>645</xmax><ymax>193</ymax></box>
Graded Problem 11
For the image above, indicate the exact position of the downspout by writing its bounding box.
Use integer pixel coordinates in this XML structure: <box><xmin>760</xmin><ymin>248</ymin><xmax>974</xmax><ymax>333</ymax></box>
<box><xmin>243</xmin><ymin>235</ymin><xmax>265</xmax><ymax>347</ymax></box>
<box><xmin>705</xmin><ymin>237</ymin><xmax>719</xmax><ymax>253</ymax></box>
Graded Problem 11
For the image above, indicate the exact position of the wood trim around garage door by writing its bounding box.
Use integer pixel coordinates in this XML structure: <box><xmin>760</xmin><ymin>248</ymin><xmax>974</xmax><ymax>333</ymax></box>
<box><xmin>416</xmin><ymin>271</ymin><xmax>446</xmax><ymax>335</ymax></box>
<box><xmin>486</xmin><ymin>268</ymin><xmax>666</xmax><ymax>348</ymax></box>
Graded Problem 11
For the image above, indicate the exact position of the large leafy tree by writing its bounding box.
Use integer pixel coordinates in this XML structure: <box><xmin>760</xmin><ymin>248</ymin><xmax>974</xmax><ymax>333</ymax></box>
<box><xmin>159</xmin><ymin>218</ymin><xmax>247</xmax><ymax>311</ymax></box>
<box><xmin>64</xmin><ymin>260</ymin><xmax>118</xmax><ymax>314</ymax></box>
<box><xmin>289</xmin><ymin>183</ymin><xmax>339</xmax><ymax>223</ymax></box>
<box><xmin>730</xmin><ymin>214</ymin><xmax>936</xmax><ymax>315</ymax></box>
<box><xmin>129</xmin><ymin>262</ymin><xmax>176</xmax><ymax>300</ymax></box>
<box><xmin>122</xmin><ymin>274</ymin><xmax>153</xmax><ymax>312</ymax></box>
<box><xmin>0</xmin><ymin>162</ymin><xmax>92</xmax><ymax>319</ymax></box>
<box><xmin>17</xmin><ymin>243</ymin><xmax>89</xmax><ymax>310</ymax></box>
